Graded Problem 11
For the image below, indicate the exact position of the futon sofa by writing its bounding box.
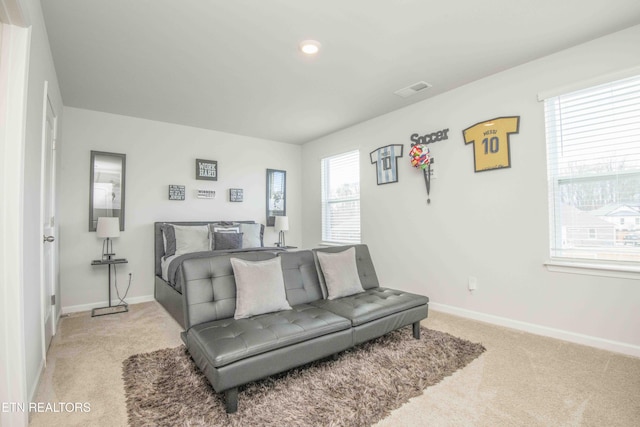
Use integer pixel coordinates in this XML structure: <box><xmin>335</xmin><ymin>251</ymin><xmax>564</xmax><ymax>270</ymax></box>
<box><xmin>179</xmin><ymin>244</ymin><xmax>429</xmax><ymax>413</ymax></box>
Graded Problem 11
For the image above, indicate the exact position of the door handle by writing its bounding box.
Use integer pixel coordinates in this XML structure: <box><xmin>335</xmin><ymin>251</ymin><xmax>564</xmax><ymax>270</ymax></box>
<box><xmin>43</xmin><ymin>235</ymin><xmax>55</xmax><ymax>243</ymax></box>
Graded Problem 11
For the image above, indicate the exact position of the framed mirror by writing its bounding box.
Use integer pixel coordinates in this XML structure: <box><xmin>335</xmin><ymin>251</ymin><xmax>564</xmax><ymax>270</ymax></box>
<box><xmin>266</xmin><ymin>169</ymin><xmax>286</xmax><ymax>226</ymax></box>
<box><xmin>89</xmin><ymin>151</ymin><xmax>126</xmax><ymax>231</ymax></box>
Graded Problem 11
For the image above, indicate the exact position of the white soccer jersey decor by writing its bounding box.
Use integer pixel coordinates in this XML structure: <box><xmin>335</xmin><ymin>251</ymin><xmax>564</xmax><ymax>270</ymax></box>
<box><xmin>370</xmin><ymin>144</ymin><xmax>404</xmax><ymax>185</ymax></box>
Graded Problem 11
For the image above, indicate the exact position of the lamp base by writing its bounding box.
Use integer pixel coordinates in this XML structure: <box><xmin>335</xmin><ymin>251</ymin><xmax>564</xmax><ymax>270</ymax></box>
<box><xmin>91</xmin><ymin>304</ymin><xmax>128</xmax><ymax>317</ymax></box>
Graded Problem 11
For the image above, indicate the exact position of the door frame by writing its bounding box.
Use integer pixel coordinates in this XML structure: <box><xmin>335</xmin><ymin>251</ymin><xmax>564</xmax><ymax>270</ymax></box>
<box><xmin>40</xmin><ymin>80</ymin><xmax>59</xmax><ymax>357</ymax></box>
<box><xmin>0</xmin><ymin>2</ymin><xmax>31</xmax><ymax>425</ymax></box>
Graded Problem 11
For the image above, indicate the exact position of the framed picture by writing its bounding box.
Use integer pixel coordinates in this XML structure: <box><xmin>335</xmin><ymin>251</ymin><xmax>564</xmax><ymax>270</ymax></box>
<box><xmin>229</xmin><ymin>188</ymin><xmax>243</xmax><ymax>202</ymax></box>
<box><xmin>370</xmin><ymin>144</ymin><xmax>403</xmax><ymax>185</ymax></box>
<box><xmin>196</xmin><ymin>189</ymin><xmax>216</xmax><ymax>199</ymax></box>
<box><xmin>463</xmin><ymin>116</ymin><xmax>520</xmax><ymax>172</ymax></box>
<box><xmin>168</xmin><ymin>185</ymin><xmax>185</xmax><ymax>200</ymax></box>
<box><xmin>266</xmin><ymin>169</ymin><xmax>286</xmax><ymax>226</ymax></box>
<box><xmin>195</xmin><ymin>158</ymin><xmax>218</xmax><ymax>181</ymax></box>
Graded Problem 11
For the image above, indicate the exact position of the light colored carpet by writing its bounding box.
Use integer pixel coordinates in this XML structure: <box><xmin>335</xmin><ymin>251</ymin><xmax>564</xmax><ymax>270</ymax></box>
<box><xmin>30</xmin><ymin>301</ymin><xmax>640</xmax><ymax>426</ymax></box>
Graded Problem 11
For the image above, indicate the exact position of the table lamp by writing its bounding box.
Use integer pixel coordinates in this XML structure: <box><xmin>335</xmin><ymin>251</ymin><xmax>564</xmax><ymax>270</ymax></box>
<box><xmin>274</xmin><ymin>216</ymin><xmax>289</xmax><ymax>247</ymax></box>
<box><xmin>96</xmin><ymin>217</ymin><xmax>120</xmax><ymax>260</ymax></box>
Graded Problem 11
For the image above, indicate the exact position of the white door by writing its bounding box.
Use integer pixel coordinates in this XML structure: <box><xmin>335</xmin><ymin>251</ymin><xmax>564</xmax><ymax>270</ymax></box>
<box><xmin>42</xmin><ymin>92</ymin><xmax>57</xmax><ymax>353</ymax></box>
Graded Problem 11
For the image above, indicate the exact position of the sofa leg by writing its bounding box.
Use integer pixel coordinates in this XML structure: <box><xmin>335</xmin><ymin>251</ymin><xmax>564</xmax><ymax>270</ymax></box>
<box><xmin>225</xmin><ymin>387</ymin><xmax>238</xmax><ymax>413</ymax></box>
<box><xmin>412</xmin><ymin>321</ymin><xmax>421</xmax><ymax>339</ymax></box>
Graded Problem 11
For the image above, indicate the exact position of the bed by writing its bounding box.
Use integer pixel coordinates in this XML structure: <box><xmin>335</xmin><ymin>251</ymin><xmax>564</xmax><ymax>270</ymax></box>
<box><xmin>153</xmin><ymin>221</ymin><xmax>283</xmax><ymax>328</ymax></box>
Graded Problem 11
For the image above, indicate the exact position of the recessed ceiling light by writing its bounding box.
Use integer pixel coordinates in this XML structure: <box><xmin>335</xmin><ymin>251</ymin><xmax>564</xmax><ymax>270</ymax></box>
<box><xmin>300</xmin><ymin>40</ymin><xmax>321</xmax><ymax>55</ymax></box>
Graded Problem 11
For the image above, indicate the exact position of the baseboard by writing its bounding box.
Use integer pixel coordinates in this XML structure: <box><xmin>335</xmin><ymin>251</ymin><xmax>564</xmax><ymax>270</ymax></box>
<box><xmin>429</xmin><ymin>302</ymin><xmax>640</xmax><ymax>358</ymax></box>
<box><xmin>61</xmin><ymin>295</ymin><xmax>155</xmax><ymax>315</ymax></box>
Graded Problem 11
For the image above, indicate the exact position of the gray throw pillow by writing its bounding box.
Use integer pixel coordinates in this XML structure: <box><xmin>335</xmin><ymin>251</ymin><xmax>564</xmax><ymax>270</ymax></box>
<box><xmin>161</xmin><ymin>223</ymin><xmax>177</xmax><ymax>258</ymax></box>
<box><xmin>214</xmin><ymin>232</ymin><xmax>243</xmax><ymax>250</ymax></box>
<box><xmin>209</xmin><ymin>224</ymin><xmax>240</xmax><ymax>250</ymax></box>
<box><xmin>230</xmin><ymin>256</ymin><xmax>292</xmax><ymax>320</ymax></box>
<box><xmin>316</xmin><ymin>247</ymin><xmax>365</xmax><ymax>300</ymax></box>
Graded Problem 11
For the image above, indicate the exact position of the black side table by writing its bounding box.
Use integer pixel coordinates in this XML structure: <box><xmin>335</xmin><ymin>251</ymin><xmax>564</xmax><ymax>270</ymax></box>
<box><xmin>91</xmin><ymin>258</ymin><xmax>128</xmax><ymax>317</ymax></box>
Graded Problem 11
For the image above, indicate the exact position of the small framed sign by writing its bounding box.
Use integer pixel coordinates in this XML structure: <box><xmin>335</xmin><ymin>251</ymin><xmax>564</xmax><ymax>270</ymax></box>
<box><xmin>196</xmin><ymin>159</ymin><xmax>218</xmax><ymax>181</ymax></box>
<box><xmin>229</xmin><ymin>188</ymin><xmax>243</xmax><ymax>202</ymax></box>
<box><xmin>197</xmin><ymin>189</ymin><xmax>216</xmax><ymax>199</ymax></box>
<box><xmin>168</xmin><ymin>185</ymin><xmax>185</xmax><ymax>200</ymax></box>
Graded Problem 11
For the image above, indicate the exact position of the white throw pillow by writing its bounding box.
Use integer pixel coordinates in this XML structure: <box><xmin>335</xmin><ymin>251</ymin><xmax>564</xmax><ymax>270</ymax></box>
<box><xmin>239</xmin><ymin>223</ymin><xmax>263</xmax><ymax>248</ymax></box>
<box><xmin>173</xmin><ymin>225</ymin><xmax>210</xmax><ymax>256</ymax></box>
<box><xmin>316</xmin><ymin>247</ymin><xmax>365</xmax><ymax>300</ymax></box>
<box><xmin>230</xmin><ymin>256</ymin><xmax>292</xmax><ymax>319</ymax></box>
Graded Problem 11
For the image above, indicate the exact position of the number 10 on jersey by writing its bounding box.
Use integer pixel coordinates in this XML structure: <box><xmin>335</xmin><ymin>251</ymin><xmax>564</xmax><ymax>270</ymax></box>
<box><xmin>463</xmin><ymin>116</ymin><xmax>520</xmax><ymax>172</ymax></box>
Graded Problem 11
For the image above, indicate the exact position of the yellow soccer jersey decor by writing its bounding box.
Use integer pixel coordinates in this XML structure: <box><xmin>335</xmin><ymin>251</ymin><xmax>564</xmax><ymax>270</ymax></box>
<box><xmin>463</xmin><ymin>116</ymin><xmax>520</xmax><ymax>172</ymax></box>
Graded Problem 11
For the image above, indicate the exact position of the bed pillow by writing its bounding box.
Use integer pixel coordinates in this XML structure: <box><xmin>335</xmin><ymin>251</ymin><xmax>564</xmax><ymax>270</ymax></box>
<box><xmin>238</xmin><ymin>223</ymin><xmax>264</xmax><ymax>248</ymax></box>
<box><xmin>173</xmin><ymin>225</ymin><xmax>210</xmax><ymax>256</ymax></box>
<box><xmin>230</xmin><ymin>256</ymin><xmax>292</xmax><ymax>319</ymax></box>
<box><xmin>316</xmin><ymin>247</ymin><xmax>365</xmax><ymax>300</ymax></box>
<box><xmin>209</xmin><ymin>224</ymin><xmax>240</xmax><ymax>250</ymax></box>
<box><xmin>214</xmin><ymin>232</ymin><xmax>243</xmax><ymax>250</ymax></box>
<box><xmin>160</xmin><ymin>223</ymin><xmax>177</xmax><ymax>258</ymax></box>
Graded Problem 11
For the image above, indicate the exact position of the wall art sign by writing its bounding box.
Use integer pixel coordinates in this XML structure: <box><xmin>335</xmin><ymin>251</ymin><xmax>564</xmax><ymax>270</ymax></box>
<box><xmin>407</xmin><ymin>127</ymin><xmax>447</xmax><ymax>204</ymax></box>
<box><xmin>409</xmin><ymin>144</ymin><xmax>434</xmax><ymax>204</ymax></box>
<box><xmin>195</xmin><ymin>158</ymin><xmax>218</xmax><ymax>181</ymax></box>
<box><xmin>410</xmin><ymin>128</ymin><xmax>449</xmax><ymax>145</ymax></box>
<box><xmin>168</xmin><ymin>185</ymin><xmax>185</xmax><ymax>200</ymax></box>
<box><xmin>197</xmin><ymin>189</ymin><xmax>216</xmax><ymax>199</ymax></box>
<box><xmin>229</xmin><ymin>188</ymin><xmax>243</xmax><ymax>202</ymax></box>
<box><xmin>370</xmin><ymin>144</ymin><xmax>403</xmax><ymax>185</ymax></box>
<box><xmin>463</xmin><ymin>116</ymin><xmax>520</xmax><ymax>172</ymax></box>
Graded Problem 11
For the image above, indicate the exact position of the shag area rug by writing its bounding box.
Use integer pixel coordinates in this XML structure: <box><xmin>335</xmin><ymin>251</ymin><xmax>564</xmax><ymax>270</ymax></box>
<box><xmin>123</xmin><ymin>327</ymin><xmax>485</xmax><ymax>427</ymax></box>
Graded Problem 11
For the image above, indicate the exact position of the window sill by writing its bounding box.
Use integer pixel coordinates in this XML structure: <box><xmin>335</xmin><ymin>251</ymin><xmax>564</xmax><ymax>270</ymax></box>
<box><xmin>544</xmin><ymin>259</ymin><xmax>640</xmax><ymax>280</ymax></box>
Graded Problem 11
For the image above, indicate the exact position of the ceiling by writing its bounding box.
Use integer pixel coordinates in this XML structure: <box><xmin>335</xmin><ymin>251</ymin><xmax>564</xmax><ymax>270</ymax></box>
<box><xmin>41</xmin><ymin>0</ymin><xmax>640</xmax><ymax>144</ymax></box>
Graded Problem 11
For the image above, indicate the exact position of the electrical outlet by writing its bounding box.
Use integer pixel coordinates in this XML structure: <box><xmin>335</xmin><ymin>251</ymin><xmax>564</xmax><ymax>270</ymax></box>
<box><xmin>468</xmin><ymin>276</ymin><xmax>478</xmax><ymax>291</ymax></box>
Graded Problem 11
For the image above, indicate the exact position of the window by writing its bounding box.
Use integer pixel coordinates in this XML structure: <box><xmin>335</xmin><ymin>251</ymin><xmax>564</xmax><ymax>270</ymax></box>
<box><xmin>321</xmin><ymin>150</ymin><xmax>360</xmax><ymax>244</ymax></box>
<box><xmin>543</xmin><ymin>74</ymin><xmax>640</xmax><ymax>264</ymax></box>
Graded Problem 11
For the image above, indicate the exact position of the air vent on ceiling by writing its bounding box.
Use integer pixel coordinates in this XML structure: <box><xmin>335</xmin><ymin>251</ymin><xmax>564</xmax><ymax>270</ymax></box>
<box><xmin>394</xmin><ymin>81</ymin><xmax>432</xmax><ymax>98</ymax></box>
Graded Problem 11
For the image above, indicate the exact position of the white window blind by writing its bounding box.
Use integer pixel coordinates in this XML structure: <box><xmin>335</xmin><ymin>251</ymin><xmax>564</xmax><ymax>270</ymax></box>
<box><xmin>321</xmin><ymin>150</ymin><xmax>360</xmax><ymax>244</ymax></box>
<box><xmin>544</xmin><ymin>74</ymin><xmax>640</xmax><ymax>264</ymax></box>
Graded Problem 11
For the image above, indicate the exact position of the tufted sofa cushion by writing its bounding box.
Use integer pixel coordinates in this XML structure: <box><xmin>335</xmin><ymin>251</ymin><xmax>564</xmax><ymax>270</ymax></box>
<box><xmin>279</xmin><ymin>250</ymin><xmax>324</xmax><ymax>306</ymax></box>
<box><xmin>186</xmin><ymin>304</ymin><xmax>350</xmax><ymax>368</ymax></box>
<box><xmin>181</xmin><ymin>251</ymin><xmax>278</xmax><ymax>329</ymax></box>
<box><xmin>310</xmin><ymin>287</ymin><xmax>429</xmax><ymax>327</ymax></box>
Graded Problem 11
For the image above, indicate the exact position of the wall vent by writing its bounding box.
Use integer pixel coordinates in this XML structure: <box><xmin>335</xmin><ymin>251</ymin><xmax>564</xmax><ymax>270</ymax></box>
<box><xmin>394</xmin><ymin>81</ymin><xmax>432</xmax><ymax>98</ymax></box>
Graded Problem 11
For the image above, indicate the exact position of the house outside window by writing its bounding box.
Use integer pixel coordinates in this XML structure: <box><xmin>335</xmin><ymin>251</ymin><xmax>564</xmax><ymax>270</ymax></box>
<box><xmin>543</xmin><ymin>74</ymin><xmax>640</xmax><ymax>264</ymax></box>
<box><xmin>321</xmin><ymin>150</ymin><xmax>360</xmax><ymax>244</ymax></box>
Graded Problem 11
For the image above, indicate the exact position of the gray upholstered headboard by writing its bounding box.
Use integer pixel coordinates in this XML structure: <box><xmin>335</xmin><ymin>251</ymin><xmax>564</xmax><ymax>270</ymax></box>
<box><xmin>154</xmin><ymin>221</ymin><xmax>259</xmax><ymax>277</ymax></box>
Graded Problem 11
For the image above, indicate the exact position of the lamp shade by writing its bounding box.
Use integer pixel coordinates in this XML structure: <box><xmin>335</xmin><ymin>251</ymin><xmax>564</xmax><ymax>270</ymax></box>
<box><xmin>274</xmin><ymin>216</ymin><xmax>289</xmax><ymax>232</ymax></box>
<box><xmin>96</xmin><ymin>217</ymin><xmax>120</xmax><ymax>238</ymax></box>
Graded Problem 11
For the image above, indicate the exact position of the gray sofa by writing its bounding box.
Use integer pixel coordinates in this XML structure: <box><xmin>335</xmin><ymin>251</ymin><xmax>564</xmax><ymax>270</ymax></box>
<box><xmin>179</xmin><ymin>244</ymin><xmax>429</xmax><ymax>413</ymax></box>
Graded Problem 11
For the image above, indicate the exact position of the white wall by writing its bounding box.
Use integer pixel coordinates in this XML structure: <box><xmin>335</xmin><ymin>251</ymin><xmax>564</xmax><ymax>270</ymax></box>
<box><xmin>58</xmin><ymin>107</ymin><xmax>301</xmax><ymax>312</ymax></box>
<box><xmin>301</xmin><ymin>25</ymin><xmax>640</xmax><ymax>354</ymax></box>
<box><xmin>18</xmin><ymin>0</ymin><xmax>64</xmax><ymax>407</ymax></box>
